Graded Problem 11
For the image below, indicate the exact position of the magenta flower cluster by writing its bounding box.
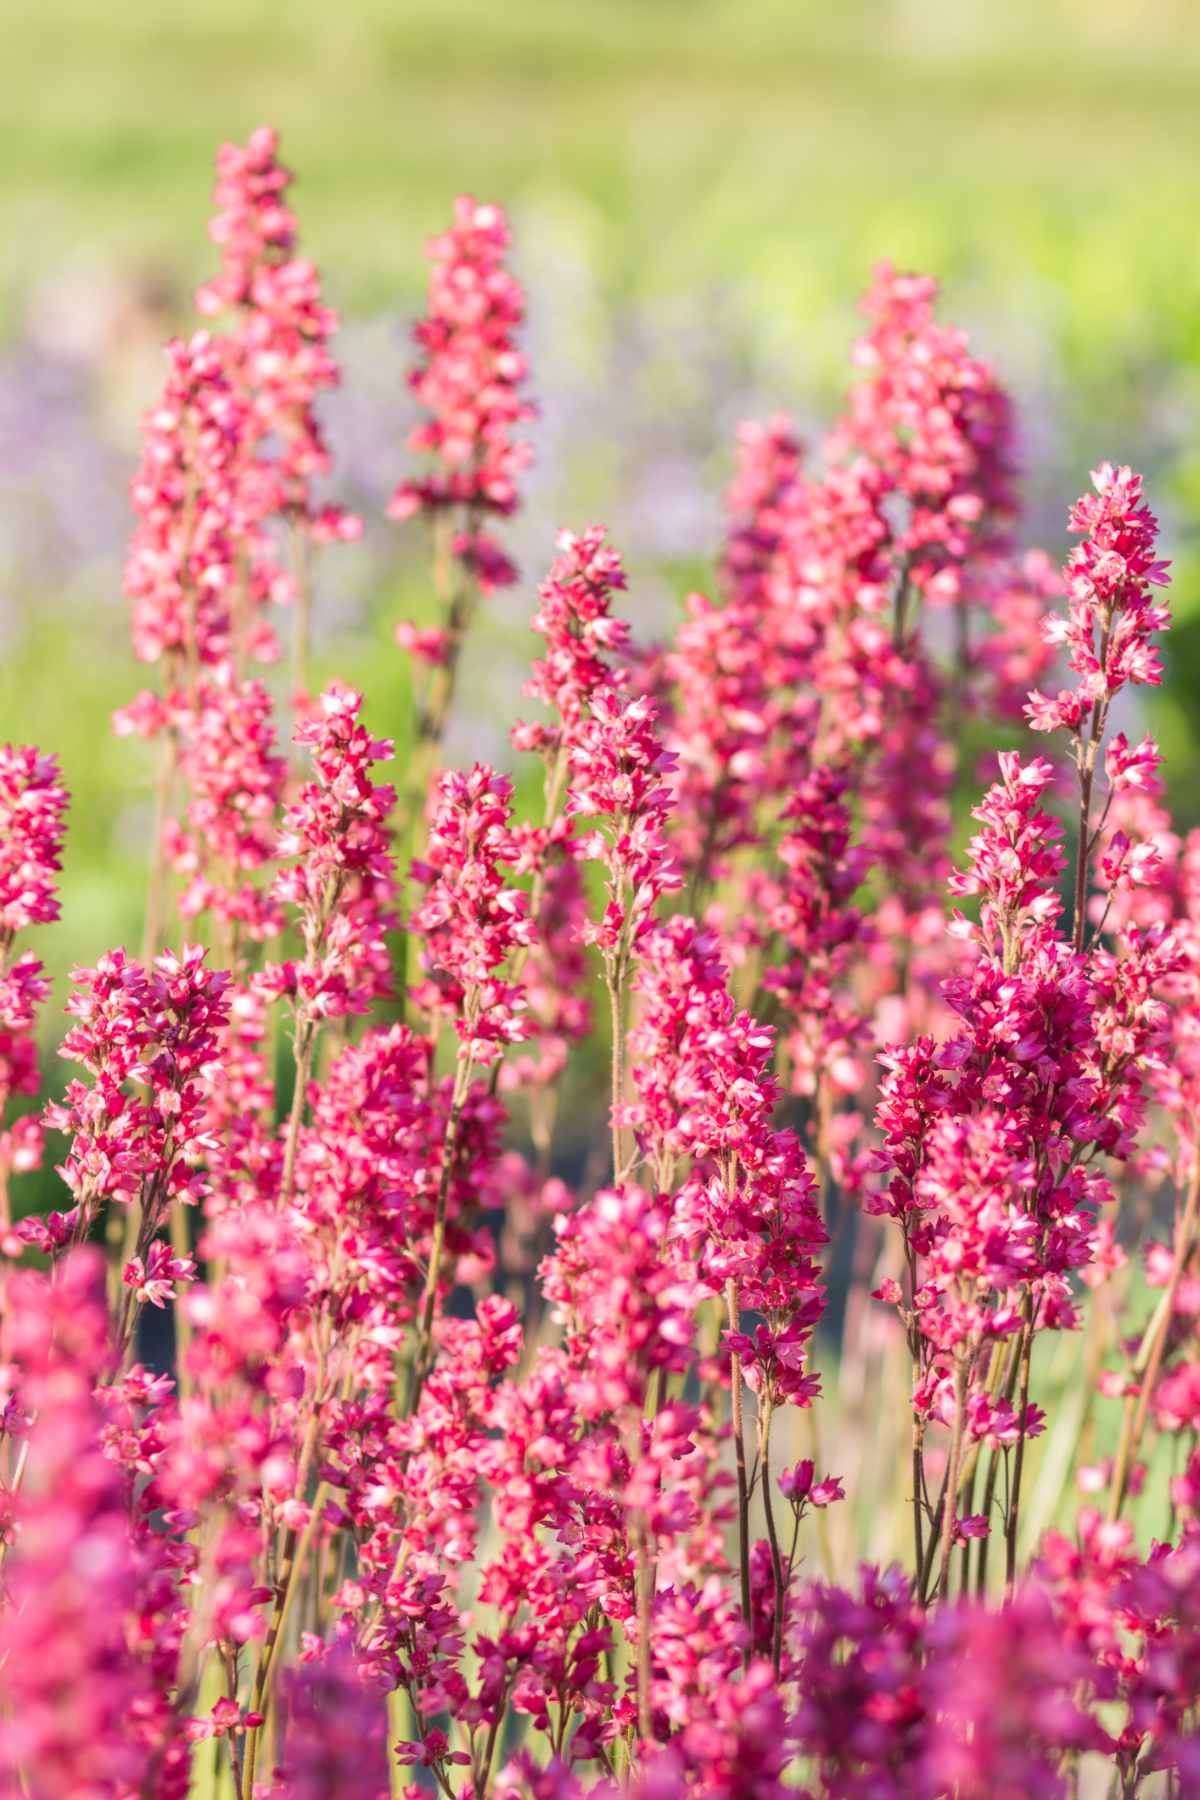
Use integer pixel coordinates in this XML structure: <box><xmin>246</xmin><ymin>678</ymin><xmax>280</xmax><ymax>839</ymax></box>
<box><xmin>2</xmin><ymin>129</ymin><xmax>1199</xmax><ymax>1800</ymax></box>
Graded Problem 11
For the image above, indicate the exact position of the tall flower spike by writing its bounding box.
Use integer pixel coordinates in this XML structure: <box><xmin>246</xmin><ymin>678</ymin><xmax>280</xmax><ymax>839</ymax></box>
<box><xmin>259</xmin><ymin>683</ymin><xmax>396</xmax><ymax>1223</ymax></box>
<box><xmin>1025</xmin><ymin>464</ymin><xmax>1170</xmax><ymax>952</ymax></box>
<box><xmin>570</xmin><ymin>690</ymin><xmax>681</xmax><ymax>958</ymax></box>
<box><xmin>265</xmin><ymin>683</ymin><xmax>397</xmax><ymax>1026</ymax></box>
<box><xmin>123</xmin><ymin>332</ymin><xmax>283</xmax><ymax>678</ymax></box>
<box><xmin>389</xmin><ymin>195</ymin><xmax>534</xmax><ymax>579</ymax></box>
<box><xmin>830</xmin><ymin>261</ymin><xmax>1016</xmax><ymax>610</ymax></box>
<box><xmin>391</xmin><ymin>197</ymin><xmax>536</xmax><ymax>775</ymax></box>
<box><xmin>628</xmin><ymin>915</ymin><xmax>731</xmax><ymax>1189</ymax></box>
<box><xmin>409</xmin><ymin>764</ymin><xmax>533</xmax><ymax>1066</ymax></box>
<box><xmin>518</xmin><ymin>526</ymin><xmax>631</xmax><ymax>756</ymax></box>
<box><xmin>1028</xmin><ymin>463</ymin><xmax>1170</xmax><ymax>734</ymax></box>
<box><xmin>0</xmin><ymin>745</ymin><xmax>67</xmax><ymax>1227</ymax></box>
<box><xmin>39</xmin><ymin>945</ymin><xmax>229</xmax><ymax>1313</ymax></box>
<box><xmin>166</xmin><ymin>667</ymin><xmax>288</xmax><ymax>949</ymax></box>
<box><xmin>569</xmin><ymin>677</ymin><xmax>680</xmax><ymax>1183</ymax></box>
<box><xmin>0</xmin><ymin>744</ymin><xmax>68</xmax><ymax>946</ymax></box>
<box><xmin>197</xmin><ymin>124</ymin><xmax>360</xmax><ymax>546</ymax></box>
<box><xmin>505</xmin><ymin>527</ymin><xmax>628</xmax><ymax>1106</ymax></box>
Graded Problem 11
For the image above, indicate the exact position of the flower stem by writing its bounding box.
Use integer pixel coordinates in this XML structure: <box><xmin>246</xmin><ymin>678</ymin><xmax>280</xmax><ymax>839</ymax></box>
<box><xmin>936</xmin><ymin>1360</ymin><xmax>968</xmax><ymax>1602</ymax></box>
<box><xmin>243</xmin><ymin>1404</ymin><xmax>323</xmax><ymax>1795</ymax></box>
<box><xmin>407</xmin><ymin>1057</ymin><xmax>473</xmax><ymax>1416</ymax></box>
<box><xmin>280</xmin><ymin>1020</ymin><xmax>315</xmax><ymax>1210</ymax></box>
<box><xmin>759</xmin><ymin>1396</ymin><xmax>787</xmax><ymax>1674</ymax></box>
<box><xmin>634</xmin><ymin>1513</ymin><xmax>653</xmax><ymax>1742</ymax></box>
<box><xmin>1004</xmin><ymin>1316</ymin><xmax>1036</xmax><ymax>1589</ymax></box>
<box><xmin>1072</xmin><ymin>720</ymin><xmax>1100</xmax><ymax>953</ymax></box>
<box><xmin>725</xmin><ymin>1275</ymin><xmax>752</xmax><ymax>1644</ymax></box>
<box><xmin>1109</xmin><ymin>1158</ymin><xmax>1200</xmax><ymax>1521</ymax></box>
<box><xmin>142</xmin><ymin>727</ymin><xmax>178</xmax><ymax>965</ymax></box>
<box><xmin>609</xmin><ymin>974</ymin><xmax>627</xmax><ymax>1182</ymax></box>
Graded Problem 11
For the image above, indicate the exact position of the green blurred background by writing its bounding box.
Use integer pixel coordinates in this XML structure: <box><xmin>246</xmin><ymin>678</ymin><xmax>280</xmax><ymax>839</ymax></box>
<box><xmin>2</xmin><ymin>0</ymin><xmax>1199</xmax><ymax>1029</ymax></box>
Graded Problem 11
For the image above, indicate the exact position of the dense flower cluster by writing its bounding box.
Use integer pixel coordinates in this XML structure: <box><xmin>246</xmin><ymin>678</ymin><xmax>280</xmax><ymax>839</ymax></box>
<box><xmin>1028</xmin><ymin>462</ymin><xmax>1170</xmax><ymax>734</ymax></box>
<box><xmin>165</xmin><ymin>667</ymin><xmax>288</xmax><ymax>944</ymax></box>
<box><xmin>0</xmin><ymin>745</ymin><xmax>67</xmax><ymax>1226</ymax></box>
<box><xmin>519</xmin><ymin>526</ymin><xmax>632</xmax><ymax>756</ymax></box>
<box><xmin>410</xmin><ymin>764</ymin><xmax>533</xmax><ymax>1064</ymax></box>
<box><xmin>388</xmin><ymin>193</ymin><xmax>536</xmax><ymax>773</ymax></box>
<box><xmin>829</xmin><ymin>261</ymin><xmax>1016</xmax><ymax>610</ymax></box>
<box><xmin>197</xmin><ymin>124</ymin><xmax>359</xmax><ymax>545</ymax></box>
<box><xmin>0</xmin><ymin>744</ymin><xmax>68</xmax><ymax>943</ymax></box>
<box><xmin>265</xmin><ymin>682</ymin><xmax>397</xmax><ymax>1024</ymax></box>
<box><xmin>121</xmin><ymin>329</ymin><xmax>272</xmax><ymax>675</ymax></box>
<box><xmin>871</xmin><ymin>469</ymin><xmax>1178</xmax><ymax>1602</ymax></box>
<box><xmin>0</xmin><ymin>1253</ymin><xmax>190</xmax><ymax>1798</ymax></box>
<box><xmin>389</xmin><ymin>195</ymin><xmax>534</xmax><ymax>588</ymax></box>
<box><xmin>4</xmin><ymin>128</ymin><xmax>1200</xmax><ymax>1800</ymax></box>
<box><xmin>31</xmin><ymin>946</ymin><xmax>228</xmax><ymax>1330</ymax></box>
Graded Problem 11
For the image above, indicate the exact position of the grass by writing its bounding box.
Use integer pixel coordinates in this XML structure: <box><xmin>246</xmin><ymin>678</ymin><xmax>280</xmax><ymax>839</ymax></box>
<box><xmin>4</xmin><ymin>1</ymin><xmax>1199</xmax><ymax>336</ymax></box>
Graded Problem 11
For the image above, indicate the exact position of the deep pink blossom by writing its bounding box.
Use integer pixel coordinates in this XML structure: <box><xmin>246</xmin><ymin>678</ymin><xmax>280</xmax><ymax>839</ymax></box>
<box><xmin>264</xmin><ymin>683</ymin><xmax>397</xmax><ymax>1022</ymax></box>
<box><xmin>45</xmin><ymin>944</ymin><xmax>230</xmax><ymax>1235</ymax></box>
<box><xmin>1027</xmin><ymin>463</ymin><xmax>1170</xmax><ymax>733</ymax></box>
<box><xmin>389</xmin><ymin>194</ymin><xmax>534</xmax><ymax>593</ymax></box>
<box><xmin>197</xmin><ymin>125</ymin><xmax>359</xmax><ymax>542</ymax></box>
<box><xmin>570</xmin><ymin>689</ymin><xmax>681</xmax><ymax>954</ymax></box>
<box><xmin>0</xmin><ymin>744</ymin><xmax>68</xmax><ymax>940</ymax></box>
<box><xmin>410</xmin><ymin>764</ymin><xmax>533</xmax><ymax>1064</ymax></box>
<box><xmin>0</xmin><ymin>1252</ymin><xmax>189</xmax><ymax>1797</ymax></box>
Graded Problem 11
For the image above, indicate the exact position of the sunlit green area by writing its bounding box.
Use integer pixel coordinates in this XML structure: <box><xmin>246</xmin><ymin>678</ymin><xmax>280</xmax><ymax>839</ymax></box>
<box><xmin>5</xmin><ymin>0</ymin><xmax>1199</xmax><ymax>322</ymax></box>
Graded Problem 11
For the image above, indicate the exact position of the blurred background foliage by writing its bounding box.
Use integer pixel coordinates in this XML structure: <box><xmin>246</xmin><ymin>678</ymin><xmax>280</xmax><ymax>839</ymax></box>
<box><xmin>2</xmin><ymin>0</ymin><xmax>1199</xmax><ymax>1068</ymax></box>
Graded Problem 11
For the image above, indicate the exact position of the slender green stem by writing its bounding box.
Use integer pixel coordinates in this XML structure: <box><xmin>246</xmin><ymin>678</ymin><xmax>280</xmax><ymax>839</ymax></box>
<box><xmin>634</xmin><ymin>1513</ymin><xmax>653</xmax><ymax>1741</ymax></box>
<box><xmin>759</xmin><ymin>1396</ymin><xmax>787</xmax><ymax>1674</ymax></box>
<box><xmin>1005</xmin><ymin>1318</ymin><xmax>1036</xmax><ymax>1589</ymax></box>
<box><xmin>142</xmin><ymin>727</ymin><xmax>178</xmax><ymax>965</ymax></box>
<box><xmin>291</xmin><ymin>521</ymin><xmax>312</xmax><ymax>702</ymax></box>
<box><xmin>725</xmin><ymin>1273</ymin><xmax>752</xmax><ymax>1643</ymax></box>
<box><xmin>609</xmin><ymin>974</ymin><xmax>627</xmax><ymax>1182</ymax></box>
<box><xmin>936</xmin><ymin>1360</ymin><xmax>968</xmax><ymax>1602</ymax></box>
<box><xmin>1109</xmin><ymin>1159</ymin><xmax>1200</xmax><ymax>1520</ymax></box>
<box><xmin>1073</xmin><ymin>723</ymin><xmax>1100</xmax><ymax>953</ymax></box>
<box><xmin>407</xmin><ymin>1058</ymin><xmax>473</xmax><ymax>1416</ymax></box>
<box><xmin>280</xmin><ymin>1021</ymin><xmax>314</xmax><ymax>1210</ymax></box>
<box><xmin>243</xmin><ymin>1406</ymin><xmax>323</xmax><ymax>1795</ymax></box>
